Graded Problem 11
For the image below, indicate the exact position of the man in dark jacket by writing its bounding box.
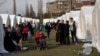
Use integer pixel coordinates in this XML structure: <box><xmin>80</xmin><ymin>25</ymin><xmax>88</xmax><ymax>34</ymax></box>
<box><xmin>55</xmin><ymin>20</ymin><xmax>60</xmax><ymax>45</ymax></box>
<box><xmin>59</xmin><ymin>20</ymin><xmax>66</xmax><ymax>45</ymax></box>
<box><xmin>45</xmin><ymin>22</ymin><xmax>51</xmax><ymax>38</ymax></box>
<box><xmin>64</xmin><ymin>21</ymin><xmax>70</xmax><ymax>45</ymax></box>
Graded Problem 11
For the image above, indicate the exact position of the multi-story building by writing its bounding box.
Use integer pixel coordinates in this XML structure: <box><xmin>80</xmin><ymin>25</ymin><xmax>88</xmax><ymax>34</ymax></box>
<box><xmin>47</xmin><ymin>0</ymin><xmax>76</xmax><ymax>15</ymax></box>
<box><xmin>46</xmin><ymin>0</ymin><xmax>96</xmax><ymax>16</ymax></box>
<box><xmin>74</xmin><ymin>0</ymin><xmax>96</xmax><ymax>10</ymax></box>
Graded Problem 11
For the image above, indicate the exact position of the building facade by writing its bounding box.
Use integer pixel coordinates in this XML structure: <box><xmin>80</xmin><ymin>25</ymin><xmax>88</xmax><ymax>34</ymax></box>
<box><xmin>46</xmin><ymin>0</ymin><xmax>96</xmax><ymax>16</ymax></box>
<box><xmin>47</xmin><ymin>0</ymin><xmax>76</xmax><ymax>14</ymax></box>
<box><xmin>74</xmin><ymin>0</ymin><xmax>96</xmax><ymax>10</ymax></box>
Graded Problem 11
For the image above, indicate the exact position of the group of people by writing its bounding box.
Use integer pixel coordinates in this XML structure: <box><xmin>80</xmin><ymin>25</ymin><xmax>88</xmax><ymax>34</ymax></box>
<box><xmin>3</xmin><ymin>17</ymin><xmax>79</xmax><ymax>52</ymax></box>
<box><xmin>3</xmin><ymin>21</ymin><xmax>37</xmax><ymax>52</ymax></box>
<box><xmin>55</xmin><ymin>17</ymin><xmax>78</xmax><ymax>45</ymax></box>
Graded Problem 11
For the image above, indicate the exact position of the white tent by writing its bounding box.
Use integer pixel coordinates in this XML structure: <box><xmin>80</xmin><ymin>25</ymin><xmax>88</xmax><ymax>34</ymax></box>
<box><xmin>32</xmin><ymin>19</ymin><xmax>35</xmax><ymax>23</ymax></box>
<box><xmin>79</xmin><ymin>6</ymin><xmax>94</xmax><ymax>41</ymax></box>
<box><xmin>92</xmin><ymin>0</ymin><xmax>100</xmax><ymax>52</ymax></box>
<box><xmin>65</xmin><ymin>13</ymin><xmax>70</xmax><ymax>20</ymax></box>
<box><xmin>70</xmin><ymin>11</ymin><xmax>80</xmax><ymax>22</ymax></box>
<box><xmin>53</xmin><ymin>19</ymin><xmax>58</xmax><ymax>22</ymax></box>
<box><xmin>9</xmin><ymin>15</ymin><xmax>17</xmax><ymax>28</ymax></box>
<box><xmin>0</xmin><ymin>16</ymin><xmax>8</xmax><ymax>53</ymax></box>
<box><xmin>21</xmin><ymin>17</ymin><xmax>26</xmax><ymax>23</ymax></box>
<box><xmin>49</xmin><ymin>18</ymin><xmax>54</xmax><ymax>22</ymax></box>
<box><xmin>16</xmin><ymin>16</ymin><xmax>21</xmax><ymax>24</ymax></box>
<box><xmin>35</xmin><ymin>19</ymin><xmax>40</xmax><ymax>23</ymax></box>
<box><xmin>43</xmin><ymin>19</ymin><xmax>50</xmax><ymax>23</ymax></box>
<box><xmin>61</xmin><ymin>14</ymin><xmax>66</xmax><ymax>21</ymax></box>
<box><xmin>25</xmin><ymin>18</ymin><xmax>33</xmax><ymax>22</ymax></box>
<box><xmin>0</xmin><ymin>14</ymin><xmax>10</xmax><ymax>27</ymax></box>
<box><xmin>57</xmin><ymin>17</ymin><xmax>62</xmax><ymax>20</ymax></box>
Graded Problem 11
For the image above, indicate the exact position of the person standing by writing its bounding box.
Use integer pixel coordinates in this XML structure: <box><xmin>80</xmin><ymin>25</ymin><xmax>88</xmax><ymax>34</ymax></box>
<box><xmin>69</xmin><ymin>17</ymin><xmax>78</xmax><ymax>44</ymax></box>
<box><xmin>59</xmin><ymin>20</ymin><xmax>65</xmax><ymax>45</ymax></box>
<box><xmin>22</xmin><ymin>23</ymin><xmax>28</xmax><ymax>41</ymax></box>
<box><xmin>45</xmin><ymin>22</ymin><xmax>51</xmax><ymax>38</ymax></box>
<box><xmin>64</xmin><ymin>21</ymin><xmax>70</xmax><ymax>45</ymax></box>
<box><xmin>4</xmin><ymin>26</ymin><xmax>16</xmax><ymax>52</ymax></box>
<box><xmin>55</xmin><ymin>20</ymin><xmax>60</xmax><ymax>45</ymax></box>
<box><xmin>27</xmin><ymin>22</ymin><xmax>33</xmax><ymax>42</ymax></box>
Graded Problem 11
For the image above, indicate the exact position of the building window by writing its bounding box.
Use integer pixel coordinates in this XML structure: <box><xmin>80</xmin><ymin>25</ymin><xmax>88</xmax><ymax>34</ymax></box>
<box><xmin>58</xmin><ymin>2</ymin><xmax>63</xmax><ymax>4</ymax></box>
<box><xmin>64</xmin><ymin>4</ymin><xmax>67</xmax><ymax>6</ymax></box>
<box><xmin>76</xmin><ymin>0</ymin><xmax>82</xmax><ymax>3</ymax></box>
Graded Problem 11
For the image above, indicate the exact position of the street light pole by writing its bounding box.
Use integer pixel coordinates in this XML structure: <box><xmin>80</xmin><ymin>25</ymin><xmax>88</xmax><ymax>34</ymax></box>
<box><xmin>38</xmin><ymin>0</ymin><xmax>43</xmax><ymax>23</ymax></box>
<box><xmin>13</xmin><ymin>0</ymin><xmax>16</xmax><ymax>15</ymax></box>
<box><xmin>71</xmin><ymin>0</ymin><xmax>73</xmax><ymax>10</ymax></box>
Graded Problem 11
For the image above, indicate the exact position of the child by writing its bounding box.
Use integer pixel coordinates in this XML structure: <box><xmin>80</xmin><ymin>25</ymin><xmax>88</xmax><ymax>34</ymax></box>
<box><xmin>35</xmin><ymin>30</ymin><xmax>47</xmax><ymax>50</ymax></box>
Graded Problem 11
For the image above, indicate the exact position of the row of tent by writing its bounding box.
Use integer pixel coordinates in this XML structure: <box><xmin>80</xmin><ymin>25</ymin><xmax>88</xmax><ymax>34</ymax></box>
<box><xmin>0</xmin><ymin>14</ymin><xmax>40</xmax><ymax>28</ymax></box>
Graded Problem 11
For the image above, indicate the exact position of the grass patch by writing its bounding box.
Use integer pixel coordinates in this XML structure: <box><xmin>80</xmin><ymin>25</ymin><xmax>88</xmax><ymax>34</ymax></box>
<box><xmin>89</xmin><ymin>48</ymin><xmax>100</xmax><ymax>56</ymax></box>
<box><xmin>6</xmin><ymin>30</ymin><xmax>95</xmax><ymax>56</ymax></box>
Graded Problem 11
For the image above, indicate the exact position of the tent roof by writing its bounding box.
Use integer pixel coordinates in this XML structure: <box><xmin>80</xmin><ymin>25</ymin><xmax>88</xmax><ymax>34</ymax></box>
<box><xmin>9</xmin><ymin>15</ymin><xmax>17</xmax><ymax>27</ymax></box>
<box><xmin>95</xmin><ymin>0</ymin><xmax>100</xmax><ymax>5</ymax></box>
<box><xmin>0</xmin><ymin>14</ymin><xmax>10</xmax><ymax>25</ymax></box>
<box><xmin>81</xmin><ymin>6</ymin><xmax>94</xmax><ymax>15</ymax></box>
<box><xmin>70</xmin><ymin>11</ymin><xmax>80</xmax><ymax>17</ymax></box>
<box><xmin>16</xmin><ymin>16</ymin><xmax>21</xmax><ymax>24</ymax></box>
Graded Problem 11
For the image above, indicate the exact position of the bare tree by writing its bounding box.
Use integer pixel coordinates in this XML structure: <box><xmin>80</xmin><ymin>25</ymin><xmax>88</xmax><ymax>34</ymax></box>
<box><xmin>25</xmin><ymin>3</ymin><xmax>30</xmax><ymax>17</ymax></box>
<box><xmin>30</xmin><ymin>4</ymin><xmax>36</xmax><ymax>18</ymax></box>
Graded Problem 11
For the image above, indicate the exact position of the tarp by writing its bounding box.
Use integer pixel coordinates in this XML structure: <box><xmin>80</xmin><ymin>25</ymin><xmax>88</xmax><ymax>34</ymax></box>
<box><xmin>0</xmin><ymin>14</ymin><xmax>10</xmax><ymax>27</ymax></box>
<box><xmin>0</xmin><ymin>15</ymin><xmax>8</xmax><ymax>53</ymax></box>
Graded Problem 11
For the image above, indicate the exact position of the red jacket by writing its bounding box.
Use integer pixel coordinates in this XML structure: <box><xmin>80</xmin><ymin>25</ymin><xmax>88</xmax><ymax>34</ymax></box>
<box><xmin>40</xmin><ymin>33</ymin><xmax>47</xmax><ymax>39</ymax></box>
<box><xmin>35</xmin><ymin>31</ymin><xmax>41</xmax><ymax>40</ymax></box>
<box><xmin>22</xmin><ymin>27</ymin><xmax>28</xmax><ymax>34</ymax></box>
<box><xmin>35</xmin><ymin>31</ymin><xmax>46</xmax><ymax>40</ymax></box>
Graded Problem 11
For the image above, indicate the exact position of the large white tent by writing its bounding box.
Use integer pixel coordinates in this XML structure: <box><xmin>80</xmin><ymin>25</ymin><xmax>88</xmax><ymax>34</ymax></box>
<box><xmin>9</xmin><ymin>15</ymin><xmax>17</xmax><ymax>28</ymax></box>
<box><xmin>92</xmin><ymin>0</ymin><xmax>100</xmax><ymax>52</ymax></box>
<box><xmin>0</xmin><ymin>16</ymin><xmax>8</xmax><ymax>53</ymax></box>
<box><xmin>0</xmin><ymin>14</ymin><xmax>10</xmax><ymax>27</ymax></box>
<box><xmin>79</xmin><ymin>6</ymin><xmax>94</xmax><ymax>41</ymax></box>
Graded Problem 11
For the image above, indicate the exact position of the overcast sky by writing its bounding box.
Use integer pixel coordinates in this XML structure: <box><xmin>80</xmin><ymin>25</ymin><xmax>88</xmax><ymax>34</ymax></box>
<box><xmin>0</xmin><ymin>0</ymin><xmax>55</xmax><ymax>15</ymax></box>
